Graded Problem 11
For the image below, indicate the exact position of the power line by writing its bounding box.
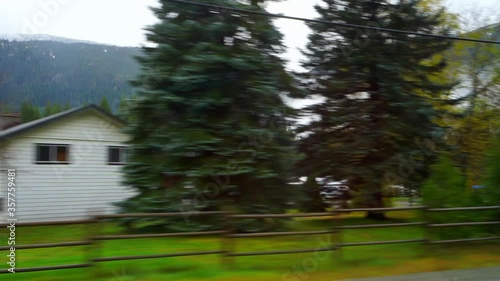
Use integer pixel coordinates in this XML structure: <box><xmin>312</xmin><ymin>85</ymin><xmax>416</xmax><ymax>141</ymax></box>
<box><xmin>165</xmin><ymin>0</ymin><xmax>500</xmax><ymax>45</ymax></box>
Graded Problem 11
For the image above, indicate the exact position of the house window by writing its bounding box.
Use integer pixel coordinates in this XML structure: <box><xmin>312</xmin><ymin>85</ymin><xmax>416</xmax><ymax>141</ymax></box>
<box><xmin>108</xmin><ymin>146</ymin><xmax>127</xmax><ymax>165</ymax></box>
<box><xmin>36</xmin><ymin>144</ymin><xmax>70</xmax><ymax>164</ymax></box>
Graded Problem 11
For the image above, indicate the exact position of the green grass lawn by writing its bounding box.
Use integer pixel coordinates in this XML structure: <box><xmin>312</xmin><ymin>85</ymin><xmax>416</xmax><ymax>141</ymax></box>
<box><xmin>1</xmin><ymin>211</ymin><xmax>499</xmax><ymax>281</ymax></box>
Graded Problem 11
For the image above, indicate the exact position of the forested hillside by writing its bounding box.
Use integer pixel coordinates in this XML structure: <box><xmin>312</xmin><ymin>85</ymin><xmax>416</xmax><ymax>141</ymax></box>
<box><xmin>0</xmin><ymin>38</ymin><xmax>140</xmax><ymax>109</ymax></box>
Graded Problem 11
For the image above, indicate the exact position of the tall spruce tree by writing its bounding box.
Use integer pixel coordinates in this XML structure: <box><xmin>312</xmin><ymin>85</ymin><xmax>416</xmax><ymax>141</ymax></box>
<box><xmin>20</xmin><ymin>102</ymin><xmax>41</xmax><ymax>122</ymax></box>
<box><xmin>298</xmin><ymin>0</ymin><xmax>457</xmax><ymax>218</ymax></box>
<box><xmin>43</xmin><ymin>102</ymin><xmax>64</xmax><ymax>117</ymax></box>
<box><xmin>99</xmin><ymin>96</ymin><xmax>112</xmax><ymax>112</ymax></box>
<box><xmin>119</xmin><ymin>0</ymin><xmax>294</xmax><ymax>231</ymax></box>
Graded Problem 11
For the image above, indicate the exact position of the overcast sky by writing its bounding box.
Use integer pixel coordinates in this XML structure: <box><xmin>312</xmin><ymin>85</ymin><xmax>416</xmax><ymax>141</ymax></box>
<box><xmin>0</xmin><ymin>0</ymin><xmax>498</xmax><ymax>69</ymax></box>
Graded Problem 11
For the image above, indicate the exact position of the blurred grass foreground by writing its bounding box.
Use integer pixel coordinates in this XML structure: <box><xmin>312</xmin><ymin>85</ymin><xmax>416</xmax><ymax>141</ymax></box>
<box><xmin>1</xmin><ymin>209</ymin><xmax>499</xmax><ymax>281</ymax></box>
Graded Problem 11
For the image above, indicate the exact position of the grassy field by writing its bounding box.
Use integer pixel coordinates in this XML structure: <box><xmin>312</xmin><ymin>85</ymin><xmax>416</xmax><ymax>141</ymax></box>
<box><xmin>1</xmin><ymin>210</ymin><xmax>499</xmax><ymax>281</ymax></box>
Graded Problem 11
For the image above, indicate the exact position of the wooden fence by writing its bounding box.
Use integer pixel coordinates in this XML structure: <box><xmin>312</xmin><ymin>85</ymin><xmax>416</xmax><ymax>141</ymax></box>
<box><xmin>1</xmin><ymin>206</ymin><xmax>499</xmax><ymax>274</ymax></box>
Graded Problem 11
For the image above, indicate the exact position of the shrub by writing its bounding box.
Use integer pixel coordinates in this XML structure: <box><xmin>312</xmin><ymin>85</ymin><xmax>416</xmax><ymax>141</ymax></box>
<box><xmin>422</xmin><ymin>155</ymin><xmax>487</xmax><ymax>240</ymax></box>
<box><xmin>483</xmin><ymin>136</ymin><xmax>500</xmax><ymax>234</ymax></box>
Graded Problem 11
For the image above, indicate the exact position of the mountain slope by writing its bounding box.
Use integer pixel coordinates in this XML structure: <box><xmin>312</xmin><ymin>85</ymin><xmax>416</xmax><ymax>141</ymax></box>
<box><xmin>0</xmin><ymin>37</ymin><xmax>141</xmax><ymax>109</ymax></box>
<box><xmin>0</xmin><ymin>34</ymin><xmax>98</xmax><ymax>44</ymax></box>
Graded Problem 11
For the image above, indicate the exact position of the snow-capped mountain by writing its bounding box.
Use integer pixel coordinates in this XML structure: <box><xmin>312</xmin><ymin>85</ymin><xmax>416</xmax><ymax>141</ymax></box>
<box><xmin>0</xmin><ymin>34</ymin><xmax>140</xmax><ymax>108</ymax></box>
<box><xmin>0</xmin><ymin>34</ymin><xmax>97</xmax><ymax>45</ymax></box>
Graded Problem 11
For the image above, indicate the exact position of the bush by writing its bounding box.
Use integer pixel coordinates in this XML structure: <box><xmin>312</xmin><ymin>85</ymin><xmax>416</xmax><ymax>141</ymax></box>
<box><xmin>422</xmin><ymin>155</ymin><xmax>496</xmax><ymax>240</ymax></box>
<box><xmin>485</xmin><ymin>137</ymin><xmax>500</xmax><ymax>204</ymax></box>
<box><xmin>483</xmin><ymin>136</ymin><xmax>500</xmax><ymax>233</ymax></box>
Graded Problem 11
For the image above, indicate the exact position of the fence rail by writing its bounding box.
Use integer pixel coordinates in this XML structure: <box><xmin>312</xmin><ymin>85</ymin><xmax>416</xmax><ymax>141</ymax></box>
<box><xmin>337</xmin><ymin>222</ymin><xmax>426</xmax><ymax>229</ymax></box>
<box><xmin>427</xmin><ymin>206</ymin><xmax>500</xmax><ymax>212</ymax></box>
<box><xmin>227</xmin><ymin>246</ymin><xmax>335</xmax><ymax>257</ymax></box>
<box><xmin>339</xmin><ymin>239</ymin><xmax>426</xmax><ymax>247</ymax></box>
<box><xmin>93</xmin><ymin>230</ymin><xmax>227</xmax><ymax>240</ymax></box>
<box><xmin>0</xmin><ymin>219</ymin><xmax>94</xmax><ymax>227</ymax></box>
<box><xmin>428</xmin><ymin>236</ymin><xmax>500</xmax><ymax>244</ymax></box>
<box><xmin>1</xmin><ymin>205</ymin><xmax>499</xmax><ymax>274</ymax></box>
<box><xmin>92</xmin><ymin>250</ymin><xmax>225</xmax><ymax>263</ymax></box>
<box><xmin>228</xmin><ymin>229</ymin><xmax>336</xmax><ymax>238</ymax></box>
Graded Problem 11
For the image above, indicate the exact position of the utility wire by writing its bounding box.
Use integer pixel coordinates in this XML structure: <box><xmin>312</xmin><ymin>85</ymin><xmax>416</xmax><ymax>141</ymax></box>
<box><xmin>165</xmin><ymin>0</ymin><xmax>500</xmax><ymax>45</ymax></box>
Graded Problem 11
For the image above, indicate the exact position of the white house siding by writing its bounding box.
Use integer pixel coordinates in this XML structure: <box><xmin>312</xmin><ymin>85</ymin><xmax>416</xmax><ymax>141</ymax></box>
<box><xmin>0</xmin><ymin>111</ymin><xmax>136</xmax><ymax>222</ymax></box>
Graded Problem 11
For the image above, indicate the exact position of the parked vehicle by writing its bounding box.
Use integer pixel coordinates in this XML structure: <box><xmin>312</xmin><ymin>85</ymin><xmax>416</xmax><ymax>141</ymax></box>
<box><xmin>320</xmin><ymin>185</ymin><xmax>349</xmax><ymax>201</ymax></box>
<box><xmin>319</xmin><ymin>185</ymin><xmax>351</xmax><ymax>209</ymax></box>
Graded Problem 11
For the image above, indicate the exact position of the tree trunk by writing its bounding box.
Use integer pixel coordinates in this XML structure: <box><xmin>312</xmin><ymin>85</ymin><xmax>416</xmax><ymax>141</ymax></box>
<box><xmin>365</xmin><ymin>190</ymin><xmax>386</xmax><ymax>220</ymax></box>
<box><xmin>366</xmin><ymin>211</ymin><xmax>386</xmax><ymax>220</ymax></box>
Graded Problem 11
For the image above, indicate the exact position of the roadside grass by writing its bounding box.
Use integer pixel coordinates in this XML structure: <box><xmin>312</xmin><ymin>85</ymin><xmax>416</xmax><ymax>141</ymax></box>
<box><xmin>390</xmin><ymin>197</ymin><xmax>422</xmax><ymax>207</ymax></box>
<box><xmin>1</xmin><ymin>210</ymin><xmax>499</xmax><ymax>281</ymax></box>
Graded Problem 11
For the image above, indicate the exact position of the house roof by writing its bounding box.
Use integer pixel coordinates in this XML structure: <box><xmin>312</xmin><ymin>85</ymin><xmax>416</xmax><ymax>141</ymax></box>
<box><xmin>0</xmin><ymin>104</ymin><xmax>126</xmax><ymax>140</ymax></box>
<box><xmin>1</xmin><ymin>121</ymin><xmax>21</xmax><ymax>131</ymax></box>
<box><xmin>0</xmin><ymin>113</ymin><xmax>20</xmax><ymax>117</ymax></box>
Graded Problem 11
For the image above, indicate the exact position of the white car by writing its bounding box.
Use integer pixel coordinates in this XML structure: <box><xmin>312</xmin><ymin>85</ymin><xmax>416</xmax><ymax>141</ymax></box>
<box><xmin>320</xmin><ymin>185</ymin><xmax>349</xmax><ymax>201</ymax></box>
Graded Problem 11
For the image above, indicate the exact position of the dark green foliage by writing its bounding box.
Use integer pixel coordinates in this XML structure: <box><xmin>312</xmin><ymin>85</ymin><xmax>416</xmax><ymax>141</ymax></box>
<box><xmin>0</xmin><ymin>40</ymin><xmax>139</xmax><ymax>109</ymax></box>
<box><xmin>486</xmin><ymin>136</ymin><xmax>500</xmax><ymax>191</ymax></box>
<box><xmin>119</xmin><ymin>0</ymin><xmax>295</xmax><ymax>232</ymax></box>
<box><xmin>20</xmin><ymin>102</ymin><xmax>41</xmax><ymax>122</ymax></box>
<box><xmin>117</xmin><ymin>95</ymin><xmax>134</xmax><ymax>123</ymax></box>
<box><xmin>113</xmin><ymin>189</ymin><xmax>223</xmax><ymax>232</ymax></box>
<box><xmin>44</xmin><ymin>102</ymin><xmax>62</xmax><ymax>116</ymax></box>
<box><xmin>422</xmin><ymin>155</ymin><xmax>499</xmax><ymax>240</ymax></box>
<box><xmin>20</xmin><ymin>101</ymin><xmax>71</xmax><ymax>122</ymax></box>
<box><xmin>484</xmin><ymin>136</ymin><xmax>500</xmax><ymax>223</ymax></box>
<box><xmin>422</xmin><ymin>155</ymin><xmax>467</xmax><ymax>208</ymax></box>
<box><xmin>99</xmin><ymin>96</ymin><xmax>111</xmax><ymax>113</ymax></box>
<box><xmin>298</xmin><ymin>176</ymin><xmax>328</xmax><ymax>212</ymax></box>
<box><xmin>297</xmin><ymin>0</ymin><xmax>458</xmax><ymax>216</ymax></box>
<box><xmin>43</xmin><ymin>102</ymin><xmax>68</xmax><ymax>117</ymax></box>
<box><xmin>1</xmin><ymin>104</ymin><xmax>14</xmax><ymax>114</ymax></box>
<box><xmin>421</xmin><ymin>156</ymin><xmax>471</xmax><ymax>240</ymax></box>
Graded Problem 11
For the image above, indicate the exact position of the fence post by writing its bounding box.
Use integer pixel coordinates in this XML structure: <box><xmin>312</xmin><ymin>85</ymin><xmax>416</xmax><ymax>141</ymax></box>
<box><xmin>222</xmin><ymin>211</ymin><xmax>235</xmax><ymax>270</ymax></box>
<box><xmin>333</xmin><ymin>209</ymin><xmax>343</xmax><ymax>263</ymax></box>
<box><xmin>86</xmin><ymin>209</ymin><xmax>103</xmax><ymax>279</ymax></box>
<box><xmin>422</xmin><ymin>206</ymin><xmax>431</xmax><ymax>256</ymax></box>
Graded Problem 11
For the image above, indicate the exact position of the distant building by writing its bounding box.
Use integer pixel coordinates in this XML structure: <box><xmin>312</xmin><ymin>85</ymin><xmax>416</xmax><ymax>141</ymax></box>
<box><xmin>0</xmin><ymin>105</ymin><xmax>135</xmax><ymax>222</ymax></box>
<box><xmin>0</xmin><ymin>113</ymin><xmax>21</xmax><ymax>130</ymax></box>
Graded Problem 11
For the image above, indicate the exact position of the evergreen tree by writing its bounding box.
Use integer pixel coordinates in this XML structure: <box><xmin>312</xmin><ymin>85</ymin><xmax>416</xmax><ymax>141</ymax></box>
<box><xmin>118</xmin><ymin>96</ymin><xmax>130</xmax><ymax>120</ymax></box>
<box><xmin>99</xmin><ymin>96</ymin><xmax>112</xmax><ymax>112</ymax></box>
<box><xmin>44</xmin><ymin>102</ymin><xmax>54</xmax><ymax>117</ymax></box>
<box><xmin>119</xmin><ymin>0</ymin><xmax>295</xmax><ymax>231</ymax></box>
<box><xmin>118</xmin><ymin>95</ymin><xmax>137</xmax><ymax>123</ymax></box>
<box><xmin>52</xmin><ymin>103</ymin><xmax>62</xmax><ymax>115</ymax></box>
<box><xmin>297</xmin><ymin>0</ymin><xmax>457</xmax><ymax>218</ymax></box>
<box><xmin>43</xmin><ymin>102</ymin><xmax>65</xmax><ymax>117</ymax></box>
<box><xmin>299</xmin><ymin>175</ymin><xmax>328</xmax><ymax>212</ymax></box>
<box><xmin>63</xmin><ymin>102</ymin><xmax>71</xmax><ymax>111</ymax></box>
<box><xmin>20</xmin><ymin>102</ymin><xmax>41</xmax><ymax>122</ymax></box>
<box><xmin>1</xmin><ymin>104</ymin><xmax>13</xmax><ymax>114</ymax></box>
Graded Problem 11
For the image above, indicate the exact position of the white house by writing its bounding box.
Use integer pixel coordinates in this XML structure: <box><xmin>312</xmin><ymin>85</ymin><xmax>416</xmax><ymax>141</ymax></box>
<box><xmin>0</xmin><ymin>105</ymin><xmax>136</xmax><ymax>222</ymax></box>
